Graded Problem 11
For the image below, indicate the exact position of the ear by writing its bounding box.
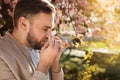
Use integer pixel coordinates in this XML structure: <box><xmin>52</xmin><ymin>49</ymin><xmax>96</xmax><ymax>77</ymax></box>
<box><xmin>18</xmin><ymin>16</ymin><xmax>30</xmax><ymax>32</ymax></box>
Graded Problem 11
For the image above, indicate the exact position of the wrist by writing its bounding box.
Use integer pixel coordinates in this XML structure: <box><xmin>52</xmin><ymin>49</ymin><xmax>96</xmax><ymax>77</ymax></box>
<box><xmin>37</xmin><ymin>63</ymin><xmax>50</xmax><ymax>74</ymax></box>
<box><xmin>51</xmin><ymin>62</ymin><xmax>61</xmax><ymax>73</ymax></box>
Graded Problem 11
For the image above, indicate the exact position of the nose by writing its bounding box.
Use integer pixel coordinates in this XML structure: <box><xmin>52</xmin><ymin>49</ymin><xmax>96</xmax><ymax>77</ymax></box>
<box><xmin>46</xmin><ymin>30</ymin><xmax>52</xmax><ymax>38</ymax></box>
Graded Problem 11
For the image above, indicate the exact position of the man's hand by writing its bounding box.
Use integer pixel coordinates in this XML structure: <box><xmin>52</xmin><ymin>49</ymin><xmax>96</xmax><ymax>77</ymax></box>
<box><xmin>51</xmin><ymin>36</ymin><xmax>62</xmax><ymax>73</ymax></box>
<box><xmin>37</xmin><ymin>36</ymin><xmax>62</xmax><ymax>74</ymax></box>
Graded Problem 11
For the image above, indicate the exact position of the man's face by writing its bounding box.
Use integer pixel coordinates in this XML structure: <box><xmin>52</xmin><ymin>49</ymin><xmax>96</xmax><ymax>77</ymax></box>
<box><xmin>27</xmin><ymin>13</ymin><xmax>54</xmax><ymax>49</ymax></box>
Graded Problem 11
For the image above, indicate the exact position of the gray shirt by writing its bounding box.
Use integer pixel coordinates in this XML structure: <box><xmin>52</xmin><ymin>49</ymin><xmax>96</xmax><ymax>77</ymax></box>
<box><xmin>24</xmin><ymin>47</ymin><xmax>50</xmax><ymax>80</ymax></box>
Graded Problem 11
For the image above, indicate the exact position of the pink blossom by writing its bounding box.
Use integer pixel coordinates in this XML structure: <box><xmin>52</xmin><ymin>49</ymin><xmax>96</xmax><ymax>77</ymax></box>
<box><xmin>55</xmin><ymin>0</ymin><xmax>62</xmax><ymax>3</ymax></box>
<box><xmin>9</xmin><ymin>0</ymin><xmax>18</xmax><ymax>9</ymax></box>
<box><xmin>92</xmin><ymin>28</ymin><xmax>102</xmax><ymax>38</ymax></box>
<box><xmin>0</xmin><ymin>24</ymin><xmax>3</xmax><ymax>29</ymax></box>
<box><xmin>0</xmin><ymin>14</ymin><xmax>3</xmax><ymax>18</ymax></box>
<box><xmin>75</xmin><ymin>25</ymin><xmax>87</xmax><ymax>34</ymax></box>
<box><xmin>77</xmin><ymin>0</ymin><xmax>90</xmax><ymax>10</ymax></box>
<box><xmin>4</xmin><ymin>0</ymin><xmax>10</xmax><ymax>4</ymax></box>
<box><xmin>69</xmin><ymin>0</ymin><xmax>76</xmax><ymax>3</ymax></box>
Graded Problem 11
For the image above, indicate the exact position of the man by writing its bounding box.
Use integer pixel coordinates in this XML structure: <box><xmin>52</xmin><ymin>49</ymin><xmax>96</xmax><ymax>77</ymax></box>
<box><xmin>0</xmin><ymin>0</ymin><xmax>64</xmax><ymax>80</ymax></box>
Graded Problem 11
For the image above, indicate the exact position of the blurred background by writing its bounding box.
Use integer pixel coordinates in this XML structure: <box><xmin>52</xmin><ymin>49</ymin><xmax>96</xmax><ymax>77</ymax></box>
<box><xmin>0</xmin><ymin>0</ymin><xmax>120</xmax><ymax>80</ymax></box>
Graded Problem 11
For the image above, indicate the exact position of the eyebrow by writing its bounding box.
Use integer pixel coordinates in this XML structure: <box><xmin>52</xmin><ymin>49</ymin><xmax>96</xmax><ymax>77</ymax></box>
<box><xmin>44</xmin><ymin>26</ymin><xmax>52</xmax><ymax>29</ymax></box>
<box><xmin>44</xmin><ymin>26</ymin><xmax>55</xmax><ymax>31</ymax></box>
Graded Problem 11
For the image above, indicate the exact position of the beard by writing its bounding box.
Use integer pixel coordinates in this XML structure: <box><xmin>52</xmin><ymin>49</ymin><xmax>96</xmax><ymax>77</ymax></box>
<box><xmin>27</xmin><ymin>32</ymin><xmax>47</xmax><ymax>50</ymax></box>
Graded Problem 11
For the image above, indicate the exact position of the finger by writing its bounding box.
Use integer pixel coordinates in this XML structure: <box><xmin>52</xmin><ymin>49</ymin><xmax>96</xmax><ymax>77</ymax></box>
<box><xmin>54</xmin><ymin>36</ymin><xmax>61</xmax><ymax>40</ymax></box>
<box><xmin>54</xmin><ymin>39</ymin><xmax>62</xmax><ymax>51</ymax></box>
<box><xmin>55</xmin><ymin>38</ymin><xmax>62</xmax><ymax>46</ymax></box>
<box><xmin>49</xmin><ymin>35</ymin><xmax>55</xmax><ymax>47</ymax></box>
<box><xmin>41</xmin><ymin>40</ymin><xmax>49</xmax><ymax>51</ymax></box>
<box><xmin>54</xmin><ymin>40</ymin><xmax>59</xmax><ymax>51</ymax></box>
<box><xmin>58</xmin><ymin>45</ymin><xmax>63</xmax><ymax>53</ymax></box>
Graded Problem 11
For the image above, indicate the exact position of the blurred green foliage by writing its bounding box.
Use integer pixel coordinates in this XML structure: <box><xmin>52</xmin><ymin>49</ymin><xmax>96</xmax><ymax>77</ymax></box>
<box><xmin>61</xmin><ymin>48</ymin><xmax>120</xmax><ymax>80</ymax></box>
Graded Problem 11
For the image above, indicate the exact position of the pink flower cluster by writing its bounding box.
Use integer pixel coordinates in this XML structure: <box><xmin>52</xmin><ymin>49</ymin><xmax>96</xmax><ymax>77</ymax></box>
<box><xmin>54</xmin><ymin>0</ymin><xmax>93</xmax><ymax>36</ymax></box>
<box><xmin>4</xmin><ymin>0</ymin><xmax>10</xmax><ymax>4</ymax></box>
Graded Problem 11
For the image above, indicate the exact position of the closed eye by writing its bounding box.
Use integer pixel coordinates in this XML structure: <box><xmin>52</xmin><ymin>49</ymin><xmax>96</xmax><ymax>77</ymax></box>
<box><xmin>52</xmin><ymin>28</ymin><xmax>55</xmax><ymax>31</ymax></box>
<box><xmin>43</xmin><ymin>28</ymin><xmax>48</xmax><ymax>31</ymax></box>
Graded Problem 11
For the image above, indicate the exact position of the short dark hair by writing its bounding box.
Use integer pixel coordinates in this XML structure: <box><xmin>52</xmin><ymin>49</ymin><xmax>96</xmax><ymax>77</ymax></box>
<box><xmin>13</xmin><ymin>0</ymin><xmax>55</xmax><ymax>27</ymax></box>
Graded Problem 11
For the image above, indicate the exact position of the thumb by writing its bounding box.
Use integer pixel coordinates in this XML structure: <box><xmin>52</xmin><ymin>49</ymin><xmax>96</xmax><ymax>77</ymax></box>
<box><xmin>41</xmin><ymin>41</ymin><xmax>49</xmax><ymax>51</ymax></box>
